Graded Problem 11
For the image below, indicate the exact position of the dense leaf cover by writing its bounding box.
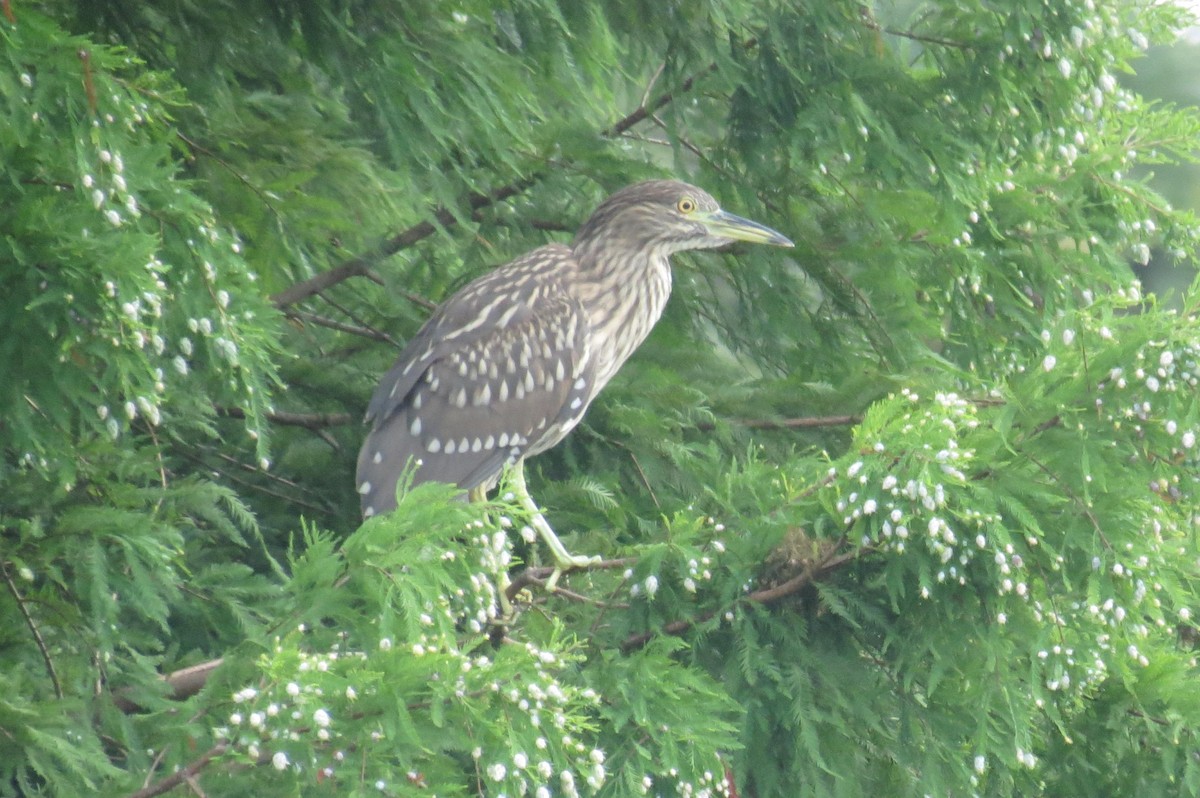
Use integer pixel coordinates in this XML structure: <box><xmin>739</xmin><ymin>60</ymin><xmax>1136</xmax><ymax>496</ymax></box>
<box><xmin>1</xmin><ymin>1</ymin><xmax>1199</xmax><ymax>796</ymax></box>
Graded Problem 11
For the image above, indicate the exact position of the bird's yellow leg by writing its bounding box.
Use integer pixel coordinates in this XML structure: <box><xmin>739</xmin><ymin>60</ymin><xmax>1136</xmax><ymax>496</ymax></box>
<box><xmin>508</xmin><ymin>462</ymin><xmax>600</xmax><ymax>590</ymax></box>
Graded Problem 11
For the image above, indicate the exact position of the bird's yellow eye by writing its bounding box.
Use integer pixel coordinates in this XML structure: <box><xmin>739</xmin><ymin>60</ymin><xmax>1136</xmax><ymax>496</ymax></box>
<box><xmin>677</xmin><ymin>197</ymin><xmax>697</xmax><ymax>214</ymax></box>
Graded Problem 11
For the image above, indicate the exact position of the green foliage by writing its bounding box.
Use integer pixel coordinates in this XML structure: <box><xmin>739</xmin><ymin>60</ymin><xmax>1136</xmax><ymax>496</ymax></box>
<box><xmin>2</xmin><ymin>1</ymin><xmax>1200</xmax><ymax>797</ymax></box>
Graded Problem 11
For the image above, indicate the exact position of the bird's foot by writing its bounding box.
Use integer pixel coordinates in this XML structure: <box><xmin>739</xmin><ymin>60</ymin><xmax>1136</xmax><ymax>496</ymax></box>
<box><xmin>544</xmin><ymin>552</ymin><xmax>602</xmax><ymax>592</ymax></box>
<box><xmin>506</xmin><ymin>462</ymin><xmax>600</xmax><ymax>591</ymax></box>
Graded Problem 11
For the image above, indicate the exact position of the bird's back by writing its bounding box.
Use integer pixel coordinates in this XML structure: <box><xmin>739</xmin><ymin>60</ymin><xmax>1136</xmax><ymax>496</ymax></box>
<box><xmin>356</xmin><ymin>243</ymin><xmax>597</xmax><ymax>517</ymax></box>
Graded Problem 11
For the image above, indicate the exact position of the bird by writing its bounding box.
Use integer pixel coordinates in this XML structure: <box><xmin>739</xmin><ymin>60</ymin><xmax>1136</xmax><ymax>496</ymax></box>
<box><xmin>357</xmin><ymin>179</ymin><xmax>793</xmax><ymax>585</ymax></box>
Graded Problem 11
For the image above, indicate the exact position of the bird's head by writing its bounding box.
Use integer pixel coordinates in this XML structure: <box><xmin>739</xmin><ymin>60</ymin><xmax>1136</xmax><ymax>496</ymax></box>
<box><xmin>572</xmin><ymin>179</ymin><xmax>794</xmax><ymax>258</ymax></box>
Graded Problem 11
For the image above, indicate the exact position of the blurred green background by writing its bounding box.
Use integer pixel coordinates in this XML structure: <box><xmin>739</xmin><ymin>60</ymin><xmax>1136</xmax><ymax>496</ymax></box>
<box><xmin>1129</xmin><ymin>20</ymin><xmax>1200</xmax><ymax>301</ymax></box>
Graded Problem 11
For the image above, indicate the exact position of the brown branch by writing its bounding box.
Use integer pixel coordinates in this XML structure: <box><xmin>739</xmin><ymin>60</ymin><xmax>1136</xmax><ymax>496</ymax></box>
<box><xmin>856</xmin><ymin>10</ymin><xmax>972</xmax><ymax>51</ymax></box>
<box><xmin>216</xmin><ymin>406</ymin><xmax>355</xmax><ymax>430</ymax></box>
<box><xmin>738</xmin><ymin>414</ymin><xmax>860</xmax><ymax>430</ymax></box>
<box><xmin>2</xmin><ymin>561</ymin><xmax>63</xmax><ymax>699</ymax></box>
<box><xmin>520</xmin><ymin>577</ymin><xmax>629</xmax><ymax>610</ymax></box>
<box><xmin>620</xmin><ymin>541</ymin><xmax>862</xmax><ymax>652</ymax></box>
<box><xmin>127</xmin><ymin>743</ymin><xmax>228</xmax><ymax>798</ymax></box>
<box><xmin>694</xmin><ymin>414</ymin><xmax>860</xmax><ymax>432</ymax></box>
<box><xmin>270</xmin><ymin>180</ymin><xmax>534</xmax><ymax>309</ymax></box>
<box><xmin>604</xmin><ymin>63</ymin><xmax>718</xmax><ymax>137</ymax></box>
<box><xmin>113</xmin><ymin>658</ymin><xmax>225</xmax><ymax>714</ymax></box>
<box><xmin>270</xmin><ymin>48</ymin><xmax>743</xmax><ymax>311</ymax></box>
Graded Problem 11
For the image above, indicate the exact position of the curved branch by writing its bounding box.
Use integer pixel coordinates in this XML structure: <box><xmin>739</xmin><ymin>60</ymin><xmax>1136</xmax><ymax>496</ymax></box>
<box><xmin>270</xmin><ymin>180</ymin><xmax>533</xmax><ymax>309</ymax></box>
<box><xmin>269</xmin><ymin>47</ymin><xmax>749</xmax><ymax>310</ymax></box>
<box><xmin>113</xmin><ymin>658</ymin><xmax>225</xmax><ymax>714</ymax></box>
<box><xmin>1</xmin><ymin>561</ymin><xmax>62</xmax><ymax>699</ymax></box>
<box><xmin>128</xmin><ymin>744</ymin><xmax>228</xmax><ymax>798</ymax></box>
<box><xmin>620</xmin><ymin>542</ymin><xmax>863</xmax><ymax>652</ymax></box>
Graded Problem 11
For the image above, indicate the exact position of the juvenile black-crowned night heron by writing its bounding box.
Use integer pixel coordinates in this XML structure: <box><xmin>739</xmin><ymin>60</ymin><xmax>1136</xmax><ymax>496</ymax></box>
<box><xmin>357</xmin><ymin>180</ymin><xmax>792</xmax><ymax>583</ymax></box>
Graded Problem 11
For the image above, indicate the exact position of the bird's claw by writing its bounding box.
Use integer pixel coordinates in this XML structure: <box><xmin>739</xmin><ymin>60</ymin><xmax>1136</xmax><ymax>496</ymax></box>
<box><xmin>544</xmin><ymin>553</ymin><xmax>602</xmax><ymax>592</ymax></box>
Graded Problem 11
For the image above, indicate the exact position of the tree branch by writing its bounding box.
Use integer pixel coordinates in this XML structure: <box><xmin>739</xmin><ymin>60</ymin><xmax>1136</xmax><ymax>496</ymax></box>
<box><xmin>1</xmin><ymin>560</ymin><xmax>63</xmax><ymax>699</ymax></box>
<box><xmin>284</xmin><ymin>309</ymin><xmax>400</xmax><ymax>343</ymax></box>
<box><xmin>620</xmin><ymin>541</ymin><xmax>863</xmax><ymax>652</ymax></box>
<box><xmin>216</xmin><ymin>406</ymin><xmax>355</xmax><ymax>430</ymax></box>
<box><xmin>269</xmin><ymin>48</ymin><xmax>743</xmax><ymax>311</ymax></box>
<box><xmin>695</xmin><ymin>414</ymin><xmax>861</xmax><ymax>432</ymax></box>
<box><xmin>737</xmin><ymin>414</ymin><xmax>860</xmax><ymax>430</ymax></box>
<box><xmin>505</xmin><ymin>558</ymin><xmax>638</xmax><ymax>602</ymax></box>
<box><xmin>127</xmin><ymin>744</ymin><xmax>228</xmax><ymax>798</ymax></box>
<box><xmin>113</xmin><ymin>658</ymin><xmax>225</xmax><ymax>714</ymax></box>
<box><xmin>269</xmin><ymin>180</ymin><xmax>534</xmax><ymax>309</ymax></box>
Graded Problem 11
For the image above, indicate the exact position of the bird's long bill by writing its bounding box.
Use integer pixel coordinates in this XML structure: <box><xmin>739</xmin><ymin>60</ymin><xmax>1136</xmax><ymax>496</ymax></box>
<box><xmin>699</xmin><ymin>209</ymin><xmax>794</xmax><ymax>247</ymax></box>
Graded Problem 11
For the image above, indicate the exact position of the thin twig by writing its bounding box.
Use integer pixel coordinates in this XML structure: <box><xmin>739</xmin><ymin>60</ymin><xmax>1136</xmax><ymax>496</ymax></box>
<box><xmin>285</xmin><ymin>309</ymin><xmax>398</xmax><ymax>343</ymax></box>
<box><xmin>1</xmin><ymin>561</ymin><xmax>63</xmax><ymax>698</ymax></box>
<box><xmin>640</xmin><ymin>62</ymin><xmax>667</xmax><ymax>110</ymax></box>
<box><xmin>127</xmin><ymin>744</ymin><xmax>228</xmax><ymax>798</ymax></box>
<box><xmin>519</xmin><ymin>576</ymin><xmax>630</xmax><ymax>610</ymax></box>
<box><xmin>316</xmin><ymin>291</ymin><xmax>400</xmax><ymax>339</ymax></box>
<box><xmin>857</xmin><ymin>12</ymin><xmax>972</xmax><ymax>51</ymax></box>
<box><xmin>173</xmin><ymin>445</ymin><xmax>334</xmax><ymax>516</ymax></box>
<box><xmin>177</xmin><ymin>132</ymin><xmax>279</xmax><ymax>215</ymax></box>
<box><xmin>590</xmin><ymin>569</ymin><xmax>635</xmax><ymax>637</ymax></box>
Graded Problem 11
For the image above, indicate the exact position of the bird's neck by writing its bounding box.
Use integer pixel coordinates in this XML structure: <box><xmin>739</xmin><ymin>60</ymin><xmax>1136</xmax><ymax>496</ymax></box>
<box><xmin>572</xmin><ymin>247</ymin><xmax>674</xmax><ymax>393</ymax></box>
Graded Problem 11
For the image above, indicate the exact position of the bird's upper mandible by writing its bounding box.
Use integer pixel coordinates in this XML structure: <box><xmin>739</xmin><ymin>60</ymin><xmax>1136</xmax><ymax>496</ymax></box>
<box><xmin>356</xmin><ymin>179</ymin><xmax>793</xmax><ymax>518</ymax></box>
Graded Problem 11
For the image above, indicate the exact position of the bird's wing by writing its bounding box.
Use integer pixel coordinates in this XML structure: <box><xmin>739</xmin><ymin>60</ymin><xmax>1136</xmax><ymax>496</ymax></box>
<box><xmin>356</xmin><ymin>244</ymin><xmax>596</xmax><ymax>517</ymax></box>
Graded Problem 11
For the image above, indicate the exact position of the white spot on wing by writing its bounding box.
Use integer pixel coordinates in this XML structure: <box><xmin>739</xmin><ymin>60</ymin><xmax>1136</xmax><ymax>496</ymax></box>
<box><xmin>471</xmin><ymin>438</ymin><xmax>482</xmax><ymax>452</ymax></box>
<box><xmin>427</xmin><ymin>439</ymin><xmax>442</xmax><ymax>453</ymax></box>
<box><xmin>410</xmin><ymin>418</ymin><xmax>422</xmax><ymax>436</ymax></box>
<box><xmin>364</xmin><ymin>506</ymin><xmax>375</xmax><ymax>517</ymax></box>
<box><xmin>570</xmin><ymin>397</ymin><xmax>582</xmax><ymax>410</ymax></box>
<box><xmin>498</xmin><ymin>432</ymin><xmax>509</xmax><ymax>447</ymax></box>
<box><xmin>484</xmin><ymin>435</ymin><xmax>495</xmax><ymax>449</ymax></box>
<box><xmin>445</xmin><ymin>439</ymin><xmax>457</xmax><ymax>454</ymax></box>
<box><xmin>358</xmin><ymin>481</ymin><xmax>372</xmax><ymax>495</ymax></box>
<box><xmin>373</xmin><ymin>451</ymin><xmax>383</xmax><ymax>464</ymax></box>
